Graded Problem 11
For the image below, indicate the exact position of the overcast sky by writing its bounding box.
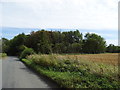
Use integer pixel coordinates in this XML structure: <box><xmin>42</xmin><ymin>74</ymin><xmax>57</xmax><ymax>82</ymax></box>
<box><xmin>0</xmin><ymin>0</ymin><xmax>119</xmax><ymax>45</ymax></box>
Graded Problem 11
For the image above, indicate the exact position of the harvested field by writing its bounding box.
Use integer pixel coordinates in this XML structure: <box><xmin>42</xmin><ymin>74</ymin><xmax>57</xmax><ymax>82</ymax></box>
<box><xmin>63</xmin><ymin>53</ymin><xmax>119</xmax><ymax>65</ymax></box>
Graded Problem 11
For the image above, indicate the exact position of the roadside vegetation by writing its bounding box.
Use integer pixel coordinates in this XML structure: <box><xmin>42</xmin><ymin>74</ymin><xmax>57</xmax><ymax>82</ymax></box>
<box><xmin>0</xmin><ymin>53</ymin><xmax>7</xmax><ymax>58</ymax></box>
<box><xmin>1</xmin><ymin>29</ymin><xmax>119</xmax><ymax>88</ymax></box>
<box><xmin>22</xmin><ymin>54</ymin><xmax>119</xmax><ymax>88</ymax></box>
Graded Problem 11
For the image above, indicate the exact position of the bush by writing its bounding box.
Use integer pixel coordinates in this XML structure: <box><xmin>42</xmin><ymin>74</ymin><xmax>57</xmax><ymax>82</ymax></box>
<box><xmin>18</xmin><ymin>45</ymin><xmax>27</xmax><ymax>56</ymax></box>
<box><xmin>0</xmin><ymin>53</ymin><xmax>7</xmax><ymax>58</ymax></box>
<box><xmin>20</xmin><ymin>48</ymin><xmax>34</xmax><ymax>59</ymax></box>
<box><xmin>19</xmin><ymin>45</ymin><xmax>27</xmax><ymax>52</ymax></box>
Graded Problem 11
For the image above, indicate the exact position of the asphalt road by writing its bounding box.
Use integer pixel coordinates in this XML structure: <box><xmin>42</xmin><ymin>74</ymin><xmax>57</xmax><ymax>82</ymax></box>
<box><xmin>2</xmin><ymin>56</ymin><xmax>59</xmax><ymax>89</ymax></box>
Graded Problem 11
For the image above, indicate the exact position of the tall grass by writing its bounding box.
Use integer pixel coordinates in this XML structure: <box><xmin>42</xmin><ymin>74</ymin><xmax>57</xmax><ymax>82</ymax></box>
<box><xmin>27</xmin><ymin>54</ymin><xmax>118</xmax><ymax>78</ymax></box>
<box><xmin>24</xmin><ymin>54</ymin><xmax>119</xmax><ymax>88</ymax></box>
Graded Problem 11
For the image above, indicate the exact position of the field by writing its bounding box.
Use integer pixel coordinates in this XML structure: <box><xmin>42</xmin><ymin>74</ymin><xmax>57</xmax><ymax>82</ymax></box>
<box><xmin>63</xmin><ymin>53</ymin><xmax>119</xmax><ymax>65</ymax></box>
<box><xmin>22</xmin><ymin>53</ymin><xmax>119</xmax><ymax>88</ymax></box>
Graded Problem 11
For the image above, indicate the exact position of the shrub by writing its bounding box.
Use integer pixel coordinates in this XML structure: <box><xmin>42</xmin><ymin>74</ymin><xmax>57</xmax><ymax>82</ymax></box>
<box><xmin>20</xmin><ymin>47</ymin><xmax>34</xmax><ymax>59</ymax></box>
<box><xmin>0</xmin><ymin>53</ymin><xmax>7</xmax><ymax>58</ymax></box>
<box><xmin>18</xmin><ymin>45</ymin><xmax>27</xmax><ymax>56</ymax></box>
<box><xmin>19</xmin><ymin>45</ymin><xmax>27</xmax><ymax>52</ymax></box>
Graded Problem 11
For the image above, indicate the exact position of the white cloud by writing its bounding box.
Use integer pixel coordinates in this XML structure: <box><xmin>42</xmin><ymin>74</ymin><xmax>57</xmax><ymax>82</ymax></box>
<box><xmin>1</xmin><ymin>0</ymin><xmax>119</xmax><ymax>30</ymax></box>
<box><xmin>1</xmin><ymin>0</ymin><xmax>119</xmax><ymax>46</ymax></box>
<box><xmin>1</xmin><ymin>0</ymin><xmax>33</xmax><ymax>3</ymax></box>
<box><xmin>106</xmin><ymin>39</ymin><xmax>118</xmax><ymax>46</ymax></box>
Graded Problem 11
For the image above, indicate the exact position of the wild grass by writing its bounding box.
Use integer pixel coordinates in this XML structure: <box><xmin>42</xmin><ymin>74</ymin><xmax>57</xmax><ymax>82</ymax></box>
<box><xmin>23</xmin><ymin>53</ymin><xmax>119</xmax><ymax>88</ymax></box>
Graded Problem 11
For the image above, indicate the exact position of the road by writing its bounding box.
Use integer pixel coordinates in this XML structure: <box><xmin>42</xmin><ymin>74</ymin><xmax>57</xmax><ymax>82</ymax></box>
<box><xmin>2</xmin><ymin>56</ymin><xmax>59</xmax><ymax>89</ymax></box>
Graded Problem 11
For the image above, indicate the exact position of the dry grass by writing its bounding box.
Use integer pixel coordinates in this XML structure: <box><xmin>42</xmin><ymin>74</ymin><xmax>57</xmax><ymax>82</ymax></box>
<box><xmin>63</xmin><ymin>53</ymin><xmax>119</xmax><ymax>65</ymax></box>
<box><xmin>25</xmin><ymin>53</ymin><xmax>119</xmax><ymax>88</ymax></box>
<box><xmin>27</xmin><ymin>53</ymin><xmax>119</xmax><ymax>78</ymax></box>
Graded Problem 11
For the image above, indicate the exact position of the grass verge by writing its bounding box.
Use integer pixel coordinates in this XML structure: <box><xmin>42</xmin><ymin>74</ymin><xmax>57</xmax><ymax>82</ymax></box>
<box><xmin>22</xmin><ymin>58</ymin><xmax>119</xmax><ymax>89</ymax></box>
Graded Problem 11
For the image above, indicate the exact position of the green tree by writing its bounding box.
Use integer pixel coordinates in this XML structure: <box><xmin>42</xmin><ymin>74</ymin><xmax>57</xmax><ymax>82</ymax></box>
<box><xmin>62</xmin><ymin>30</ymin><xmax>83</xmax><ymax>53</ymax></box>
<box><xmin>70</xmin><ymin>43</ymin><xmax>82</xmax><ymax>53</ymax></box>
<box><xmin>37</xmin><ymin>30</ymin><xmax>52</xmax><ymax>54</ymax></box>
<box><xmin>82</xmin><ymin>33</ymin><xmax>106</xmax><ymax>53</ymax></box>
<box><xmin>20</xmin><ymin>47</ymin><xmax>34</xmax><ymax>59</ymax></box>
<box><xmin>26</xmin><ymin>30</ymin><xmax>52</xmax><ymax>54</ymax></box>
<box><xmin>1</xmin><ymin>38</ymin><xmax>9</xmax><ymax>53</ymax></box>
<box><xmin>7</xmin><ymin>33</ymin><xmax>27</xmax><ymax>56</ymax></box>
<box><xmin>106</xmin><ymin>44</ymin><xmax>119</xmax><ymax>53</ymax></box>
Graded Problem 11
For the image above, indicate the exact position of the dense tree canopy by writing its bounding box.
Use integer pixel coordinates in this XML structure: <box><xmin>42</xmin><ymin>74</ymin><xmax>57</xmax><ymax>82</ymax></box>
<box><xmin>106</xmin><ymin>44</ymin><xmax>120</xmax><ymax>53</ymax></box>
<box><xmin>1</xmin><ymin>38</ymin><xmax>9</xmax><ymax>53</ymax></box>
<box><xmin>82</xmin><ymin>33</ymin><xmax>106</xmax><ymax>53</ymax></box>
<box><xmin>1</xmin><ymin>29</ymin><xmax>119</xmax><ymax>56</ymax></box>
<box><xmin>6</xmin><ymin>33</ymin><xmax>27</xmax><ymax>55</ymax></box>
<box><xmin>0</xmin><ymin>39</ymin><xmax>2</xmax><ymax>53</ymax></box>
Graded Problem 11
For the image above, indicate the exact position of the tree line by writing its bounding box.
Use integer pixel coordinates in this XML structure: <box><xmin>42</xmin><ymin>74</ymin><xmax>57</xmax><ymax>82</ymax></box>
<box><xmin>1</xmin><ymin>29</ymin><xmax>120</xmax><ymax>56</ymax></box>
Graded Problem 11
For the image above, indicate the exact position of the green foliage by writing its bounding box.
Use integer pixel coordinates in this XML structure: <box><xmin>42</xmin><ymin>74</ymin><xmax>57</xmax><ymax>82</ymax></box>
<box><xmin>82</xmin><ymin>33</ymin><xmax>106</xmax><ymax>53</ymax></box>
<box><xmin>106</xmin><ymin>44</ymin><xmax>120</xmax><ymax>53</ymax></box>
<box><xmin>70</xmin><ymin>43</ymin><xmax>82</xmax><ymax>53</ymax></box>
<box><xmin>20</xmin><ymin>47</ymin><xmax>34</xmax><ymax>59</ymax></box>
<box><xmin>24</xmin><ymin>30</ymin><xmax>83</xmax><ymax>54</ymax></box>
<box><xmin>2</xmin><ymin>29</ymin><xmax>119</xmax><ymax>55</ymax></box>
<box><xmin>19</xmin><ymin>45</ymin><xmax>27</xmax><ymax>52</ymax></box>
<box><xmin>1</xmin><ymin>38</ymin><xmax>9</xmax><ymax>53</ymax></box>
<box><xmin>7</xmin><ymin>33</ymin><xmax>27</xmax><ymax>56</ymax></box>
<box><xmin>22</xmin><ymin>56</ymin><xmax>119</xmax><ymax>88</ymax></box>
<box><xmin>27</xmin><ymin>54</ymin><xmax>118</xmax><ymax>77</ymax></box>
<box><xmin>0</xmin><ymin>53</ymin><xmax>7</xmax><ymax>58</ymax></box>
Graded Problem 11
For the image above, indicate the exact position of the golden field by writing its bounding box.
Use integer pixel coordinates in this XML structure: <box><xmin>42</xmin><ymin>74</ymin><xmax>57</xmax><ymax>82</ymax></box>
<box><xmin>63</xmin><ymin>53</ymin><xmax>119</xmax><ymax>65</ymax></box>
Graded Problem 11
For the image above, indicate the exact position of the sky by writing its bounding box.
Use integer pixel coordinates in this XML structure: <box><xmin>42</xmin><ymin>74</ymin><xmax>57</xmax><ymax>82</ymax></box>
<box><xmin>0</xmin><ymin>0</ymin><xmax>119</xmax><ymax>45</ymax></box>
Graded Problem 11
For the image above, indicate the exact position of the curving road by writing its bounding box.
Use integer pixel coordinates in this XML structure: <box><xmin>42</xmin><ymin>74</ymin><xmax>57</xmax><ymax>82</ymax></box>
<box><xmin>2</xmin><ymin>56</ymin><xmax>59</xmax><ymax>89</ymax></box>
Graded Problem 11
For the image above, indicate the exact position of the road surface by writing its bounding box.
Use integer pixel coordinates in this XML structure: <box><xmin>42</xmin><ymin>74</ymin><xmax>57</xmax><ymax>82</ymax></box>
<box><xmin>2</xmin><ymin>56</ymin><xmax>59</xmax><ymax>88</ymax></box>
